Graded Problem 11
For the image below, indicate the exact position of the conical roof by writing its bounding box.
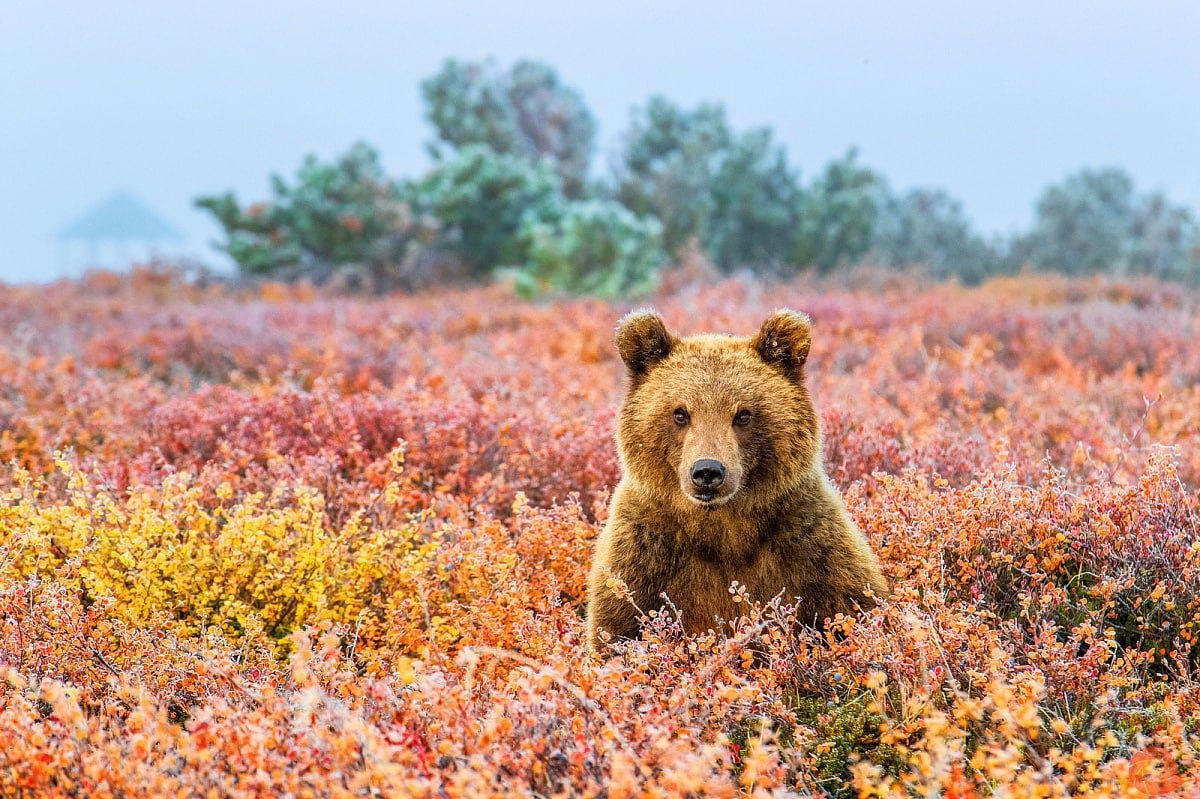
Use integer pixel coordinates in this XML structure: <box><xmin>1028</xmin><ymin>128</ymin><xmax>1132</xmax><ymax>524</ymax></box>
<box><xmin>58</xmin><ymin>192</ymin><xmax>181</xmax><ymax>241</ymax></box>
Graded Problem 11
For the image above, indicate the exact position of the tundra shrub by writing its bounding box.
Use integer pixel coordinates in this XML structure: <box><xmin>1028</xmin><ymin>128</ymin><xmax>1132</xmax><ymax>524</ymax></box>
<box><xmin>508</xmin><ymin>200</ymin><xmax>666</xmax><ymax>298</ymax></box>
<box><xmin>422</xmin><ymin>58</ymin><xmax>597</xmax><ymax>198</ymax></box>
<box><xmin>196</xmin><ymin>142</ymin><xmax>431</xmax><ymax>285</ymax></box>
<box><xmin>407</xmin><ymin>144</ymin><xmax>564</xmax><ymax>277</ymax></box>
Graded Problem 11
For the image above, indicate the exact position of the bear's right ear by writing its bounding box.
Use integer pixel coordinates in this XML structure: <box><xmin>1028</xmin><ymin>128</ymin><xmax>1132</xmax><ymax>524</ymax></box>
<box><xmin>615</xmin><ymin>310</ymin><xmax>675</xmax><ymax>379</ymax></box>
<box><xmin>752</xmin><ymin>309</ymin><xmax>812</xmax><ymax>378</ymax></box>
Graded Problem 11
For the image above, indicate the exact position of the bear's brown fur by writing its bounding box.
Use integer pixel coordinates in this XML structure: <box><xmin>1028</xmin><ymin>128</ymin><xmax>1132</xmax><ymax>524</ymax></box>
<box><xmin>586</xmin><ymin>309</ymin><xmax>888</xmax><ymax>654</ymax></box>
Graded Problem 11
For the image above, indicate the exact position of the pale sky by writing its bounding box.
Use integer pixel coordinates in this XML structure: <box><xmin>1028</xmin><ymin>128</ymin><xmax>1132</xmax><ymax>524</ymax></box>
<box><xmin>2</xmin><ymin>1</ymin><xmax>1198</xmax><ymax>283</ymax></box>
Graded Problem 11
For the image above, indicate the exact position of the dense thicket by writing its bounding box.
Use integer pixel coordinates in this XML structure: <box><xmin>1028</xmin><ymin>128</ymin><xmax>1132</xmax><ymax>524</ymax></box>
<box><xmin>197</xmin><ymin>58</ymin><xmax>1200</xmax><ymax>294</ymax></box>
<box><xmin>2</xmin><ymin>269</ymin><xmax>1199</xmax><ymax>795</ymax></box>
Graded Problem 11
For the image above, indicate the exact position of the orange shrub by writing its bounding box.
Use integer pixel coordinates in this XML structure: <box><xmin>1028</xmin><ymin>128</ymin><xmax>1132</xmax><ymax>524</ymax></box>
<box><xmin>0</xmin><ymin>267</ymin><xmax>1198</xmax><ymax>796</ymax></box>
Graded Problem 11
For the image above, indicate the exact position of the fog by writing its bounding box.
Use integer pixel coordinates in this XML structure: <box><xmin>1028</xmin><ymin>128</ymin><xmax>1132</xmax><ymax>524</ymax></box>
<box><xmin>3</xmin><ymin>1</ymin><xmax>1197</xmax><ymax>282</ymax></box>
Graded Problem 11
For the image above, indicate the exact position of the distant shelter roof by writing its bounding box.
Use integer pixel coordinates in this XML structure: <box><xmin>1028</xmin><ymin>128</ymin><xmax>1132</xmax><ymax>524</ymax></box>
<box><xmin>58</xmin><ymin>192</ymin><xmax>181</xmax><ymax>242</ymax></box>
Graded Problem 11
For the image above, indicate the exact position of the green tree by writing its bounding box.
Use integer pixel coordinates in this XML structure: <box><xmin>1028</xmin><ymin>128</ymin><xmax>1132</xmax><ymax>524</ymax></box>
<box><xmin>872</xmin><ymin>187</ymin><xmax>1001</xmax><ymax>283</ymax></box>
<box><xmin>509</xmin><ymin>200</ymin><xmax>666</xmax><ymax>298</ymax></box>
<box><xmin>1016</xmin><ymin>168</ymin><xmax>1136</xmax><ymax>275</ymax></box>
<box><xmin>1126</xmin><ymin>192</ymin><xmax>1200</xmax><ymax>279</ymax></box>
<box><xmin>793</xmin><ymin>150</ymin><xmax>885</xmax><ymax>273</ymax></box>
<box><xmin>196</xmin><ymin>142</ymin><xmax>427</xmax><ymax>283</ymax></box>
<box><xmin>407</xmin><ymin>144</ymin><xmax>565</xmax><ymax>276</ymax></box>
<box><xmin>1014</xmin><ymin>167</ymin><xmax>1200</xmax><ymax>278</ymax></box>
<box><xmin>615</xmin><ymin>97</ymin><xmax>801</xmax><ymax>270</ymax></box>
<box><xmin>615</xmin><ymin>97</ymin><xmax>730</xmax><ymax>257</ymax></box>
<box><xmin>421</xmin><ymin>59</ymin><xmax>596</xmax><ymax>197</ymax></box>
<box><xmin>707</xmin><ymin>128</ymin><xmax>802</xmax><ymax>270</ymax></box>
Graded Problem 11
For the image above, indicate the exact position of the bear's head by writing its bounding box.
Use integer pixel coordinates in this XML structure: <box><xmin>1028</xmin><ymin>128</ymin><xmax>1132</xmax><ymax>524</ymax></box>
<box><xmin>614</xmin><ymin>309</ymin><xmax>821</xmax><ymax>511</ymax></box>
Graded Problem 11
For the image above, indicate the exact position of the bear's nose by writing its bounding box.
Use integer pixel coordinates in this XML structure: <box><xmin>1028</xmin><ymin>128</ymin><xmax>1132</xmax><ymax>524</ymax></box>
<box><xmin>691</xmin><ymin>459</ymin><xmax>725</xmax><ymax>489</ymax></box>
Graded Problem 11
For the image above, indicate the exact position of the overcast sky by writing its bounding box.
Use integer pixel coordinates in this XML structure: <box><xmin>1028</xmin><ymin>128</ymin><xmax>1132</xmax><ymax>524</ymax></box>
<box><xmin>2</xmin><ymin>1</ymin><xmax>1198</xmax><ymax>283</ymax></box>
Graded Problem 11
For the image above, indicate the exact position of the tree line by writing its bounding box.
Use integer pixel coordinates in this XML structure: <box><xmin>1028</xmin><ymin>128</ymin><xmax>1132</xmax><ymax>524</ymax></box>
<box><xmin>197</xmin><ymin>58</ymin><xmax>1200</xmax><ymax>295</ymax></box>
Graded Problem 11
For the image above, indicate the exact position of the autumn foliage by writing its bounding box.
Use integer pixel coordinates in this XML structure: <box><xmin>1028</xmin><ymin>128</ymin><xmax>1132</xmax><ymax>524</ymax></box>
<box><xmin>1</xmin><ymin>266</ymin><xmax>1199</xmax><ymax>797</ymax></box>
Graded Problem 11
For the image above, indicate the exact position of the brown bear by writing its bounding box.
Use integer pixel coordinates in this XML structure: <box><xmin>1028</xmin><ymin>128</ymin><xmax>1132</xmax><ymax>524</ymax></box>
<box><xmin>586</xmin><ymin>309</ymin><xmax>888</xmax><ymax>654</ymax></box>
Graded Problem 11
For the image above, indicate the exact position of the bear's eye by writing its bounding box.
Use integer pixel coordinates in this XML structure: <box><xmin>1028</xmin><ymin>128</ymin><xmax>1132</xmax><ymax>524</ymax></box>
<box><xmin>672</xmin><ymin>408</ymin><xmax>690</xmax><ymax>426</ymax></box>
<box><xmin>733</xmin><ymin>409</ymin><xmax>753</xmax><ymax>427</ymax></box>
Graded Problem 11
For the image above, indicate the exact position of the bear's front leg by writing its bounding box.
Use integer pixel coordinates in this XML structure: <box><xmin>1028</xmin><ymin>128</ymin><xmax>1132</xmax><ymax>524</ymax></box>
<box><xmin>585</xmin><ymin>515</ymin><xmax>675</xmax><ymax>655</ymax></box>
<box><xmin>585</xmin><ymin>573</ymin><xmax>643</xmax><ymax>654</ymax></box>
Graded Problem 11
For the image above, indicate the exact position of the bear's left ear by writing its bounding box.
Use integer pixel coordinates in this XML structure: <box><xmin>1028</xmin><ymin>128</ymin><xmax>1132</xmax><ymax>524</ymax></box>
<box><xmin>752</xmin><ymin>310</ymin><xmax>812</xmax><ymax>377</ymax></box>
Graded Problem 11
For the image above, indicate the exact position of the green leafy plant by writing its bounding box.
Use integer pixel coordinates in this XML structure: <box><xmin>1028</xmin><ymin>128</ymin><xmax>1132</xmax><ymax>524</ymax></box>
<box><xmin>614</xmin><ymin>97</ymin><xmax>802</xmax><ymax>270</ymax></box>
<box><xmin>406</xmin><ymin>144</ymin><xmax>565</xmax><ymax>277</ymax></box>
<box><xmin>422</xmin><ymin>58</ymin><xmax>597</xmax><ymax>197</ymax></box>
<box><xmin>792</xmin><ymin>149</ymin><xmax>885</xmax><ymax>274</ymax></box>
<box><xmin>706</xmin><ymin>128</ymin><xmax>802</xmax><ymax>271</ymax></box>
<box><xmin>871</xmin><ymin>187</ymin><xmax>1003</xmax><ymax>283</ymax></box>
<box><xmin>1013</xmin><ymin>167</ymin><xmax>1200</xmax><ymax>278</ymax></box>
<box><xmin>195</xmin><ymin>142</ymin><xmax>432</xmax><ymax>284</ymax></box>
<box><xmin>615</xmin><ymin>97</ymin><xmax>731</xmax><ymax>257</ymax></box>
<box><xmin>507</xmin><ymin>200</ymin><xmax>666</xmax><ymax>298</ymax></box>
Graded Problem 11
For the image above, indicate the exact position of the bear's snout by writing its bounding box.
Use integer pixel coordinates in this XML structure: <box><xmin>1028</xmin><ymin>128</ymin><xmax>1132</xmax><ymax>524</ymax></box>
<box><xmin>690</xmin><ymin>459</ymin><xmax>726</xmax><ymax>491</ymax></box>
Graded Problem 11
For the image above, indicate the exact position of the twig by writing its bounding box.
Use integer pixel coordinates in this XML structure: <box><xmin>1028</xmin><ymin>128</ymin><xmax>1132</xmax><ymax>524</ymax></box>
<box><xmin>459</xmin><ymin>645</ymin><xmax>652</xmax><ymax>781</ymax></box>
<box><xmin>91</xmin><ymin>647</ymin><xmax>122</xmax><ymax>679</ymax></box>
